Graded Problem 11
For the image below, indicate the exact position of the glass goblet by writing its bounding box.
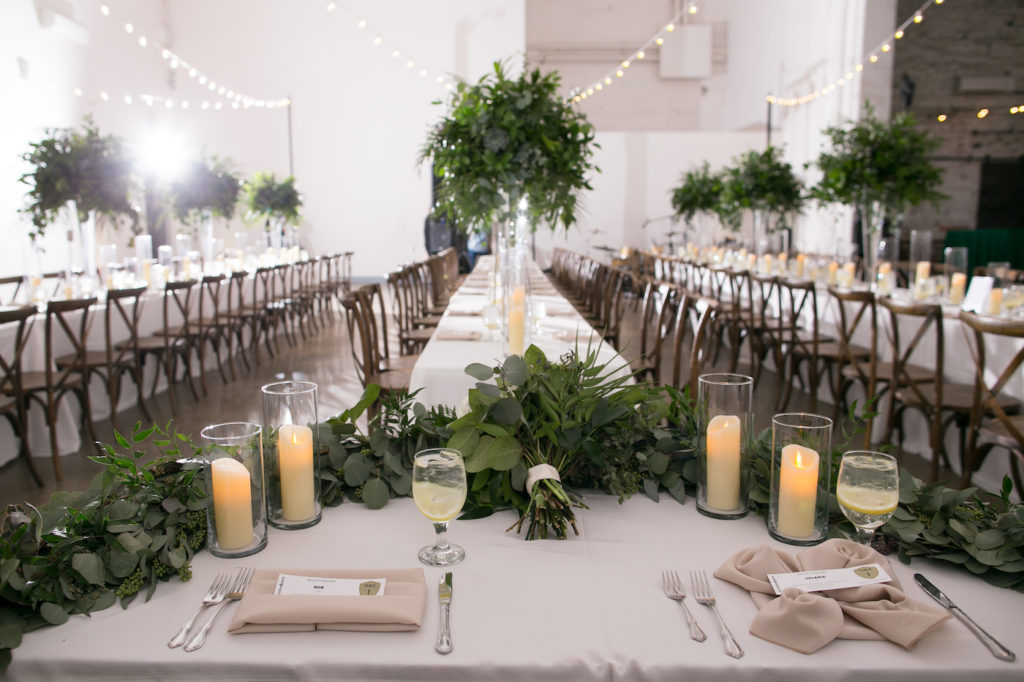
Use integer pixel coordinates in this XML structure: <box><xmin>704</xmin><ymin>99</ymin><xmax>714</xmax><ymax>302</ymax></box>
<box><xmin>482</xmin><ymin>304</ymin><xmax>501</xmax><ymax>341</ymax></box>
<box><xmin>836</xmin><ymin>451</ymin><xmax>899</xmax><ymax>546</ymax></box>
<box><xmin>412</xmin><ymin>448</ymin><xmax>467</xmax><ymax>566</ymax></box>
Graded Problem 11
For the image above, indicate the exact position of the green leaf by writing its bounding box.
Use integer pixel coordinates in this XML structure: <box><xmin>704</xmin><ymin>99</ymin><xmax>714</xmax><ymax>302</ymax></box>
<box><xmin>645</xmin><ymin>452</ymin><xmax>669</xmax><ymax>476</ymax></box>
<box><xmin>489</xmin><ymin>397</ymin><xmax>522</xmax><ymax>425</ymax></box>
<box><xmin>480</xmin><ymin>436</ymin><xmax>522</xmax><ymax>471</ymax></box>
<box><xmin>107</xmin><ymin>551</ymin><xmax>138</xmax><ymax>578</ymax></box>
<box><xmin>362</xmin><ymin>479</ymin><xmax>390</xmax><ymax>509</ymax></box>
<box><xmin>0</xmin><ymin>608</ymin><xmax>25</xmax><ymax>649</ymax></box>
<box><xmin>642</xmin><ymin>479</ymin><xmax>659</xmax><ymax>502</ymax></box>
<box><xmin>39</xmin><ymin>602</ymin><xmax>69</xmax><ymax>626</ymax></box>
<box><xmin>106</xmin><ymin>499</ymin><xmax>139</xmax><ymax>521</ymax></box>
<box><xmin>133</xmin><ymin>424</ymin><xmax>157</xmax><ymax>442</ymax></box>
<box><xmin>71</xmin><ymin>553</ymin><xmax>105</xmax><ymax>585</ymax></box>
<box><xmin>465</xmin><ymin>363</ymin><xmax>494</xmax><ymax>381</ymax></box>
<box><xmin>447</xmin><ymin>427</ymin><xmax>480</xmax><ymax>458</ymax></box>
<box><xmin>502</xmin><ymin>354</ymin><xmax>527</xmax><ymax>386</ymax></box>
<box><xmin>343</xmin><ymin>453</ymin><xmax>371</xmax><ymax>487</ymax></box>
<box><xmin>974</xmin><ymin>528</ymin><xmax>1004</xmax><ymax>550</ymax></box>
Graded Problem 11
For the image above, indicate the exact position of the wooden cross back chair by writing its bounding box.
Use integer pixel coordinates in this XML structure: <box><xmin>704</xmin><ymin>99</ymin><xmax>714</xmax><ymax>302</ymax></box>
<box><xmin>0</xmin><ymin>305</ymin><xmax>42</xmax><ymax>485</ymax></box>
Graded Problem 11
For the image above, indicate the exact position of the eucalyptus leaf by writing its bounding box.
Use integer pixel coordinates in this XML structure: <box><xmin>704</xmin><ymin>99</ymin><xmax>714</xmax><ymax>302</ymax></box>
<box><xmin>71</xmin><ymin>553</ymin><xmax>105</xmax><ymax>586</ymax></box>
<box><xmin>39</xmin><ymin>602</ymin><xmax>69</xmax><ymax>626</ymax></box>
<box><xmin>465</xmin><ymin>363</ymin><xmax>494</xmax><ymax>381</ymax></box>
<box><xmin>361</xmin><ymin>479</ymin><xmax>390</xmax><ymax>509</ymax></box>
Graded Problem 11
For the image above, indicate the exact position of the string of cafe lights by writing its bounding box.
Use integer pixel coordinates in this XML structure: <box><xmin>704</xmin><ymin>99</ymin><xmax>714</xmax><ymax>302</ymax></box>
<box><xmin>567</xmin><ymin>0</ymin><xmax>700</xmax><ymax>104</ymax></box>
<box><xmin>768</xmin><ymin>0</ymin><xmax>942</xmax><ymax>108</ymax></box>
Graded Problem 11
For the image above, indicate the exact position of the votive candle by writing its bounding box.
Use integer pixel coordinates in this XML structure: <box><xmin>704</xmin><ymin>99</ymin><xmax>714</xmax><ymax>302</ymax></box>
<box><xmin>706</xmin><ymin>415</ymin><xmax>741</xmax><ymax>511</ymax></box>
<box><xmin>795</xmin><ymin>253</ymin><xmax>805</xmax><ymax>278</ymax></box>
<box><xmin>777</xmin><ymin>444</ymin><xmax>819</xmax><ymax>538</ymax></box>
<box><xmin>988</xmin><ymin>288</ymin><xmax>1003</xmax><ymax>315</ymax></box>
<box><xmin>278</xmin><ymin>424</ymin><xmax>316</xmax><ymax>521</ymax></box>
<box><xmin>211</xmin><ymin>458</ymin><xmax>254</xmax><ymax>550</ymax></box>
<box><xmin>950</xmin><ymin>272</ymin><xmax>967</xmax><ymax>305</ymax></box>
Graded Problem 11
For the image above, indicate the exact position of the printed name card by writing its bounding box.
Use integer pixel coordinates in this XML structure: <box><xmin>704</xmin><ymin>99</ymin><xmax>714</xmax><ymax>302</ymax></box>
<box><xmin>962</xmin><ymin>276</ymin><xmax>994</xmax><ymax>313</ymax></box>
<box><xmin>767</xmin><ymin>563</ymin><xmax>892</xmax><ymax>595</ymax></box>
<box><xmin>274</xmin><ymin>574</ymin><xmax>386</xmax><ymax>596</ymax></box>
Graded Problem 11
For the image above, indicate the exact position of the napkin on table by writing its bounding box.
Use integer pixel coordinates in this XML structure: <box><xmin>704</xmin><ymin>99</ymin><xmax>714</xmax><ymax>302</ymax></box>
<box><xmin>714</xmin><ymin>539</ymin><xmax>950</xmax><ymax>654</ymax></box>
<box><xmin>228</xmin><ymin>568</ymin><xmax>426</xmax><ymax>634</ymax></box>
<box><xmin>436</xmin><ymin>330</ymin><xmax>483</xmax><ymax>341</ymax></box>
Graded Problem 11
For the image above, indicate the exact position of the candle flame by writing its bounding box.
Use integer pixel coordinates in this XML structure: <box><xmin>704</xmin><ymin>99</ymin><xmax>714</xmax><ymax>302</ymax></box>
<box><xmin>795</xmin><ymin>452</ymin><xmax>805</xmax><ymax>468</ymax></box>
<box><xmin>292</xmin><ymin>432</ymin><xmax>301</xmax><ymax>445</ymax></box>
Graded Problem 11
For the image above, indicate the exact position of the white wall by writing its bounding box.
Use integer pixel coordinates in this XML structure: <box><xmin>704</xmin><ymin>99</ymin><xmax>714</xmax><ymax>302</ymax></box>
<box><xmin>1</xmin><ymin>0</ymin><xmax>524</xmax><ymax>280</ymax></box>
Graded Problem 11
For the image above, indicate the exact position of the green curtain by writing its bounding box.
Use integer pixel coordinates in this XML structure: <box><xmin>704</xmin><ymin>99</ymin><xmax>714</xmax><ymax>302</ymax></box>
<box><xmin>943</xmin><ymin>228</ymin><xmax>1024</xmax><ymax>278</ymax></box>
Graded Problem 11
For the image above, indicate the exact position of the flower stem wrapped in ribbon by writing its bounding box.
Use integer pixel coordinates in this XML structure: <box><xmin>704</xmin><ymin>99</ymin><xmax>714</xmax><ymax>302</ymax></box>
<box><xmin>448</xmin><ymin>344</ymin><xmax>650</xmax><ymax>540</ymax></box>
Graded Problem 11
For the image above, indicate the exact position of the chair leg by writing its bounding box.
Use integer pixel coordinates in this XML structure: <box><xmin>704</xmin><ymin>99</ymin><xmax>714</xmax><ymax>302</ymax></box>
<box><xmin>46</xmin><ymin>394</ymin><xmax>62</xmax><ymax>481</ymax></box>
<box><xmin>5</xmin><ymin>412</ymin><xmax>42</xmax><ymax>486</ymax></box>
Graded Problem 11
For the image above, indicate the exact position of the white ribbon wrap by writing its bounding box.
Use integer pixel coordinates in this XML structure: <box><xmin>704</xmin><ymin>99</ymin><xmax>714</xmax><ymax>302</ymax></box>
<box><xmin>525</xmin><ymin>463</ymin><xmax>561</xmax><ymax>492</ymax></box>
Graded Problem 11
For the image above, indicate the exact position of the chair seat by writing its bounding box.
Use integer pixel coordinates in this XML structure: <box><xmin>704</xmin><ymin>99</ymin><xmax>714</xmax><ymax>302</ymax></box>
<box><xmin>20</xmin><ymin>370</ymin><xmax>84</xmax><ymax>392</ymax></box>
<box><xmin>55</xmin><ymin>350</ymin><xmax>133</xmax><ymax>370</ymax></box>
<box><xmin>381</xmin><ymin>355</ymin><xmax>419</xmax><ymax>372</ymax></box>
<box><xmin>980</xmin><ymin>415</ymin><xmax>1024</xmax><ymax>450</ymax></box>
<box><xmin>412</xmin><ymin>315</ymin><xmax>441</xmax><ymax>328</ymax></box>
<box><xmin>135</xmin><ymin>336</ymin><xmax>188</xmax><ymax>351</ymax></box>
<box><xmin>816</xmin><ymin>342</ymin><xmax>870</xmax><ymax>361</ymax></box>
<box><xmin>895</xmin><ymin>382</ymin><xmax>1018</xmax><ymax>414</ymax></box>
<box><xmin>873</xmin><ymin>361</ymin><xmax>935</xmax><ymax>385</ymax></box>
<box><xmin>367</xmin><ymin>369</ymin><xmax>411</xmax><ymax>392</ymax></box>
<box><xmin>401</xmin><ymin>328</ymin><xmax>434</xmax><ymax>342</ymax></box>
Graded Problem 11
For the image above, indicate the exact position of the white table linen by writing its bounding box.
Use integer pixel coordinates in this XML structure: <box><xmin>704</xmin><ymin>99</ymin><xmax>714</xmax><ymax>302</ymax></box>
<box><xmin>10</xmin><ymin>494</ymin><xmax>1023</xmax><ymax>681</ymax></box>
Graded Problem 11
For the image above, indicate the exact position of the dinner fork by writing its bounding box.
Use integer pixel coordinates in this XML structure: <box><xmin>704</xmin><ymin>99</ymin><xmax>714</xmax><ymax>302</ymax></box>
<box><xmin>660</xmin><ymin>570</ymin><xmax>706</xmax><ymax>642</ymax></box>
<box><xmin>168</xmin><ymin>571</ymin><xmax>232</xmax><ymax>648</ymax></box>
<box><xmin>690</xmin><ymin>569</ymin><xmax>743</xmax><ymax>659</ymax></box>
<box><xmin>184</xmin><ymin>566</ymin><xmax>255</xmax><ymax>652</ymax></box>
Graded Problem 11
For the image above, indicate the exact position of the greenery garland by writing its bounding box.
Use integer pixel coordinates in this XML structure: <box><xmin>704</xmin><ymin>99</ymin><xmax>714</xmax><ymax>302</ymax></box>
<box><xmin>2</xmin><ymin>351</ymin><xmax>1021</xmax><ymax>672</ymax></box>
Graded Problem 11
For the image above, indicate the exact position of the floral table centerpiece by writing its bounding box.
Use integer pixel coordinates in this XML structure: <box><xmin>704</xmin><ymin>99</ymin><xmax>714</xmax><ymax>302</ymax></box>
<box><xmin>244</xmin><ymin>172</ymin><xmax>302</xmax><ymax>249</ymax></box>
<box><xmin>718</xmin><ymin>145</ymin><xmax>804</xmax><ymax>254</ymax></box>
<box><xmin>169</xmin><ymin>155</ymin><xmax>242</xmax><ymax>259</ymax></box>
<box><xmin>811</xmin><ymin>104</ymin><xmax>945</xmax><ymax>275</ymax></box>
<box><xmin>671</xmin><ymin>162</ymin><xmax>726</xmax><ymax>250</ymax></box>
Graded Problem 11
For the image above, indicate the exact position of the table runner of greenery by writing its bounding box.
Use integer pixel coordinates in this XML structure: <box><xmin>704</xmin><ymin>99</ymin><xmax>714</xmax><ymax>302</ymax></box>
<box><xmin>1</xmin><ymin>345</ymin><xmax>1021</xmax><ymax>670</ymax></box>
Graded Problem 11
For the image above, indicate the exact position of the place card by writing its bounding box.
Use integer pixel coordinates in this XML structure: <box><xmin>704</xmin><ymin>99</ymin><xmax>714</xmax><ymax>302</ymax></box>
<box><xmin>962</xmin><ymin>276</ymin><xmax>993</xmax><ymax>313</ymax></box>
<box><xmin>767</xmin><ymin>563</ymin><xmax>891</xmax><ymax>595</ymax></box>
<box><xmin>274</xmin><ymin>574</ymin><xmax>386</xmax><ymax>596</ymax></box>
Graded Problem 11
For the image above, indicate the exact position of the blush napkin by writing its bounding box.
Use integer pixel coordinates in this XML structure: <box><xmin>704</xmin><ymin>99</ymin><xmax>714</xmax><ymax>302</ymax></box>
<box><xmin>714</xmin><ymin>539</ymin><xmax>950</xmax><ymax>654</ymax></box>
<box><xmin>227</xmin><ymin>568</ymin><xmax>426</xmax><ymax>634</ymax></box>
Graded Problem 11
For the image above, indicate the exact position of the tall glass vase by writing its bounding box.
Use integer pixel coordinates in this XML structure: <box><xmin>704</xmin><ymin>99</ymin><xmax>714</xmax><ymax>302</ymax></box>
<box><xmin>499</xmin><ymin>197</ymin><xmax>531</xmax><ymax>357</ymax></box>
<box><xmin>859</xmin><ymin>201</ymin><xmax>885</xmax><ymax>281</ymax></box>
<box><xmin>752</xmin><ymin>209</ymin><xmax>770</xmax><ymax>255</ymax></box>
<box><xmin>64</xmin><ymin>202</ymin><xmax>97</xmax><ymax>292</ymax></box>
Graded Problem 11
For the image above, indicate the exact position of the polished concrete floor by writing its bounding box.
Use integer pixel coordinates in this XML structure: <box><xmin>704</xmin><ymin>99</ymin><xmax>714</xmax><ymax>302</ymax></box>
<box><xmin>0</xmin><ymin>287</ymin><xmax>945</xmax><ymax>509</ymax></box>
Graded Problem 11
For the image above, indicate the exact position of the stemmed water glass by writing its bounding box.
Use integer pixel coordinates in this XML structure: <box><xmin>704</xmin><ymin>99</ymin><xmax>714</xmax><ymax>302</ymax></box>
<box><xmin>412</xmin><ymin>448</ymin><xmax>467</xmax><ymax>566</ymax></box>
<box><xmin>482</xmin><ymin>304</ymin><xmax>501</xmax><ymax>341</ymax></box>
<box><xmin>836</xmin><ymin>451</ymin><xmax>899</xmax><ymax>546</ymax></box>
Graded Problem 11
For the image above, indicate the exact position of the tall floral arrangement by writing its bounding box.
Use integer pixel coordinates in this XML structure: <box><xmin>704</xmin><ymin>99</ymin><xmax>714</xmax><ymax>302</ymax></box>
<box><xmin>718</xmin><ymin>145</ymin><xmax>804</xmax><ymax>233</ymax></box>
<box><xmin>169</xmin><ymin>156</ymin><xmax>242</xmax><ymax>226</ymax></box>
<box><xmin>19</xmin><ymin>117</ymin><xmax>134</xmax><ymax>241</ymax></box>
<box><xmin>419</xmin><ymin>60</ymin><xmax>598</xmax><ymax>230</ymax></box>
<box><xmin>244</xmin><ymin>172</ymin><xmax>302</xmax><ymax>226</ymax></box>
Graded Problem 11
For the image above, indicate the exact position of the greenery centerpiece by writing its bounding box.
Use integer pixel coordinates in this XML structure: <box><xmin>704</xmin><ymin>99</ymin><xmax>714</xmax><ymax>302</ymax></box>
<box><xmin>419</xmin><ymin>60</ymin><xmax>598</xmax><ymax>233</ymax></box>
<box><xmin>19</xmin><ymin>118</ymin><xmax>134</xmax><ymax>275</ymax></box>
<box><xmin>671</xmin><ymin>162</ymin><xmax>726</xmax><ymax>248</ymax></box>
<box><xmin>811</xmin><ymin>105</ymin><xmax>944</xmax><ymax>273</ymax></box>
<box><xmin>244</xmin><ymin>172</ymin><xmax>302</xmax><ymax>248</ymax></box>
<box><xmin>719</xmin><ymin>145</ymin><xmax>804</xmax><ymax>253</ymax></box>
<box><xmin>169</xmin><ymin>156</ymin><xmax>241</xmax><ymax>230</ymax></box>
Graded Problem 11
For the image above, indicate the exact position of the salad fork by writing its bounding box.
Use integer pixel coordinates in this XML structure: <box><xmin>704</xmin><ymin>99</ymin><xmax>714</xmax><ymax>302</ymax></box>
<box><xmin>660</xmin><ymin>570</ymin><xmax>706</xmax><ymax>642</ymax></box>
<box><xmin>690</xmin><ymin>569</ymin><xmax>743</xmax><ymax>659</ymax></box>
<box><xmin>184</xmin><ymin>566</ymin><xmax>255</xmax><ymax>652</ymax></box>
<box><xmin>168</xmin><ymin>571</ymin><xmax>232</xmax><ymax>648</ymax></box>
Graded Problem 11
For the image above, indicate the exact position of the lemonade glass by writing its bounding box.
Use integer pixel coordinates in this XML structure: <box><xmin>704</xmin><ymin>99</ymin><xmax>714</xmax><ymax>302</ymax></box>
<box><xmin>836</xmin><ymin>451</ymin><xmax>899</xmax><ymax>546</ymax></box>
<box><xmin>412</xmin><ymin>448</ymin><xmax>467</xmax><ymax>566</ymax></box>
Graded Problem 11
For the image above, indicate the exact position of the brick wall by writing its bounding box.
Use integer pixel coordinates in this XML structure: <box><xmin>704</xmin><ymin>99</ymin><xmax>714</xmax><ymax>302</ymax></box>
<box><xmin>892</xmin><ymin>0</ymin><xmax>1024</xmax><ymax>236</ymax></box>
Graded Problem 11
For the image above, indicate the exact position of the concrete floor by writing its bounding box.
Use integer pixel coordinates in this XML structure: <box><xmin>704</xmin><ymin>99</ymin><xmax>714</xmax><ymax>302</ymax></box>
<box><xmin>0</xmin><ymin>287</ymin><xmax>944</xmax><ymax>509</ymax></box>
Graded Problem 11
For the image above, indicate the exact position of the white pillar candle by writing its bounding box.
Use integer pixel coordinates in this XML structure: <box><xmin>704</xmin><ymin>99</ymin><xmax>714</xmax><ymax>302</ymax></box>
<box><xmin>915</xmin><ymin>261</ymin><xmax>931</xmax><ymax>282</ymax></box>
<box><xmin>508</xmin><ymin>284</ymin><xmax>526</xmax><ymax>355</ymax></box>
<box><xmin>950</xmin><ymin>272</ymin><xmax>967</xmax><ymax>305</ymax></box>
<box><xmin>988</xmin><ymin>288</ymin><xmax>1003</xmax><ymax>315</ymax></box>
<box><xmin>278</xmin><ymin>424</ymin><xmax>316</xmax><ymax>521</ymax></box>
<box><xmin>706</xmin><ymin>415</ymin><xmax>741</xmax><ymax>511</ymax></box>
<box><xmin>211</xmin><ymin>458</ymin><xmax>253</xmax><ymax>550</ymax></box>
<box><xmin>914</xmin><ymin>262</ymin><xmax>931</xmax><ymax>299</ymax></box>
<box><xmin>827</xmin><ymin>261</ymin><xmax>838</xmax><ymax>285</ymax></box>
<box><xmin>777</xmin><ymin>444</ymin><xmax>819</xmax><ymax>538</ymax></box>
<box><xmin>795</xmin><ymin>253</ymin><xmax>805</xmax><ymax>278</ymax></box>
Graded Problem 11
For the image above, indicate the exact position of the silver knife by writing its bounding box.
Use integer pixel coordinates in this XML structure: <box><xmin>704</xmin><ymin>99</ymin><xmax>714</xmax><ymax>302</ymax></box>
<box><xmin>914</xmin><ymin>573</ymin><xmax>1015</xmax><ymax>662</ymax></box>
<box><xmin>435</xmin><ymin>572</ymin><xmax>453</xmax><ymax>655</ymax></box>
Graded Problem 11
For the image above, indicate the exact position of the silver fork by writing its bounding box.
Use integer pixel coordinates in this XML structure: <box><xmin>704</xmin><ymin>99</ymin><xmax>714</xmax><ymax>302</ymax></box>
<box><xmin>661</xmin><ymin>570</ymin><xmax>706</xmax><ymax>642</ymax></box>
<box><xmin>691</xmin><ymin>569</ymin><xmax>743</xmax><ymax>659</ymax></box>
<box><xmin>184</xmin><ymin>566</ymin><xmax>255</xmax><ymax>652</ymax></box>
<box><xmin>168</xmin><ymin>571</ymin><xmax>232</xmax><ymax>648</ymax></box>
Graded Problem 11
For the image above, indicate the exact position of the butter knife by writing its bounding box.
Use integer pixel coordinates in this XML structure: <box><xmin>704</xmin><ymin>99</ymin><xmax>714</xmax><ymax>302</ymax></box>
<box><xmin>435</xmin><ymin>572</ymin><xmax>453</xmax><ymax>655</ymax></box>
<box><xmin>914</xmin><ymin>573</ymin><xmax>1015</xmax><ymax>662</ymax></box>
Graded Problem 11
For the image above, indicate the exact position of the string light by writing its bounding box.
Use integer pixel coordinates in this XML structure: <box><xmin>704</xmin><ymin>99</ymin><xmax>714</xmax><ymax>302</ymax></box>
<box><xmin>567</xmin><ymin>1</ymin><xmax>699</xmax><ymax>103</ymax></box>
<box><xmin>770</xmin><ymin>0</ymin><xmax>943</xmax><ymax>108</ymax></box>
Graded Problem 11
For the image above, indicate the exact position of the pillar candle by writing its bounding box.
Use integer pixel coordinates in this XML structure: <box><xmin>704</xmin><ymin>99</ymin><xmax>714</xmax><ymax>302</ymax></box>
<box><xmin>211</xmin><ymin>458</ymin><xmax>253</xmax><ymax>550</ymax></box>
<box><xmin>795</xmin><ymin>253</ymin><xmax>806</xmax><ymax>278</ymax></box>
<box><xmin>915</xmin><ymin>261</ymin><xmax>931</xmax><ymax>282</ymax></box>
<box><xmin>706</xmin><ymin>415</ymin><xmax>741</xmax><ymax>511</ymax></box>
<box><xmin>777</xmin><ymin>444</ymin><xmax>819</xmax><ymax>538</ymax></box>
<box><xmin>508</xmin><ymin>307</ymin><xmax>525</xmax><ymax>355</ymax></box>
<box><xmin>278</xmin><ymin>424</ymin><xmax>315</xmax><ymax>521</ymax></box>
<box><xmin>988</xmin><ymin>288</ymin><xmax>1003</xmax><ymax>315</ymax></box>
<box><xmin>762</xmin><ymin>254</ymin><xmax>772</xmax><ymax>274</ymax></box>
<box><xmin>747</xmin><ymin>254</ymin><xmax>757</xmax><ymax>271</ymax></box>
<box><xmin>827</xmin><ymin>261</ymin><xmax>838</xmax><ymax>285</ymax></box>
<box><xmin>949</xmin><ymin>273</ymin><xmax>966</xmax><ymax>305</ymax></box>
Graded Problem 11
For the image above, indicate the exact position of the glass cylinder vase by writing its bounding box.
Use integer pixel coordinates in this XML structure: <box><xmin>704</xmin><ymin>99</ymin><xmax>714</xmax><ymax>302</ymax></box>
<box><xmin>696</xmin><ymin>373</ymin><xmax>753</xmax><ymax>519</ymax></box>
<box><xmin>769</xmin><ymin>413</ymin><xmax>833</xmax><ymax>545</ymax></box>
<box><xmin>262</xmin><ymin>380</ymin><xmax>322</xmax><ymax>529</ymax></box>
<box><xmin>201</xmin><ymin>422</ymin><xmax>268</xmax><ymax>558</ymax></box>
<box><xmin>499</xmin><ymin>197</ymin><xmax>531</xmax><ymax>357</ymax></box>
<box><xmin>858</xmin><ymin>202</ymin><xmax>885</xmax><ymax>282</ymax></box>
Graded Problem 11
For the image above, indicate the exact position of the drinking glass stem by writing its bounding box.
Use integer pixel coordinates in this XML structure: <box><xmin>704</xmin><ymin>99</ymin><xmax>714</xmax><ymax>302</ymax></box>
<box><xmin>432</xmin><ymin>521</ymin><xmax>451</xmax><ymax>551</ymax></box>
<box><xmin>855</xmin><ymin>526</ymin><xmax>875</xmax><ymax>546</ymax></box>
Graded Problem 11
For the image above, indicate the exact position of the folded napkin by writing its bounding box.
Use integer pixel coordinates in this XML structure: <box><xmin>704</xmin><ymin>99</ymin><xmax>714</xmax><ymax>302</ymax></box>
<box><xmin>436</xmin><ymin>330</ymin><xmax>482</xmax><ymax>341</ymax></box>
<box><xmin>714</xmin><ymin>539</ymin><xmax>949</xmax><ymax>654</ymax></box>
<box><xmin>447</xmin><ymin>309</ymin><xmax>483</xmax><ymax>317</ymax></box>
<box><xmin>228</xmin><ymin>568</ymin><xmax>426</xmax><ymax>634</ymax></box>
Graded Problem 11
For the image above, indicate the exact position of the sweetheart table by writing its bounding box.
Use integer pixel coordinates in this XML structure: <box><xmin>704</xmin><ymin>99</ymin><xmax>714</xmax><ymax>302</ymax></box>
<box><xmin>9</xmin><ymin>494</ymin><xmax>1022</xmax><ymax>681</ymax></box>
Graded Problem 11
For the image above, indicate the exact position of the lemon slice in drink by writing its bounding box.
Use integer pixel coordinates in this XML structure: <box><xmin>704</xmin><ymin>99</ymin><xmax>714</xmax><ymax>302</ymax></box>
<box><xmin>837</xmin><ymin>486</ymin><xmax>898</xmax><ymax>515</ymax></box>
<box><xmin>413</xmin><ymin>482</ymin><xmax>466</xmax><ymax>522</ymax></box>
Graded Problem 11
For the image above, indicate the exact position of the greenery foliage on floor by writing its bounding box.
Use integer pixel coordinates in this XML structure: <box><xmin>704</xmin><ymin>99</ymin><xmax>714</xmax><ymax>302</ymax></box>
<box><xmin>1</xmin><ymin>345</ymin><xmax>1021</xmax><ymax>670</ymax></box>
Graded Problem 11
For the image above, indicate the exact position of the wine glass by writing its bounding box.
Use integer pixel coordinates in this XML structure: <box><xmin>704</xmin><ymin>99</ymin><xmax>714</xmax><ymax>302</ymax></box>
<box><xmin>412</xmin><ymin>448</ymin><xmax>467</xmax><ymax>566</ymax></box>
<box><xmin>836</xmin><ymin>451</ymin><xmax>899</xmax><ymax>546</ymax></box>
<box><xmin>482</xmin><ymin>303</ymin><xmax>501</xmax><ymax>341</ymax></box>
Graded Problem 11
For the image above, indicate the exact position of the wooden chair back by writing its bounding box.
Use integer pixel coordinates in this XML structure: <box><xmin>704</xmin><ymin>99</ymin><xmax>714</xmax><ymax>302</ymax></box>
<box><xmin>0</xmin><ymin>305</ymin><xmax>41</xmax><ymax>484</ymax></box>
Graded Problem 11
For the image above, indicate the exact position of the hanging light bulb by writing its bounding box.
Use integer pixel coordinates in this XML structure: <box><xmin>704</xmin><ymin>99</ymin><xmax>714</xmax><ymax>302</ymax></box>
<box><xmin>937</xmin><ymin>114</ymin><xmax>947</xmax><ymax>122</ymax></box>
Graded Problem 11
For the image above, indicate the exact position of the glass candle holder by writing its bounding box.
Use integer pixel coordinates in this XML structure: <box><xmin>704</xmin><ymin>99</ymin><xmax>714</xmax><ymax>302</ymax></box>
<box><xmin>262</xmin><ymin>381</ymin><xmax>322</xmax><ymax>530</ymax></box>
<box><xmin>696</xmin><ymin>373</ymin><xmax>753</xmax><ymax>519</ymax></box>
<box><xmin>201</xmin><ymin>422</ymin><xmax>268</xmax><ymax>558</ymax></box>
<box><xmin>769</xmin><ymin>413</ymin><xmax>833</xmax><ymax>545</ymax></box>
